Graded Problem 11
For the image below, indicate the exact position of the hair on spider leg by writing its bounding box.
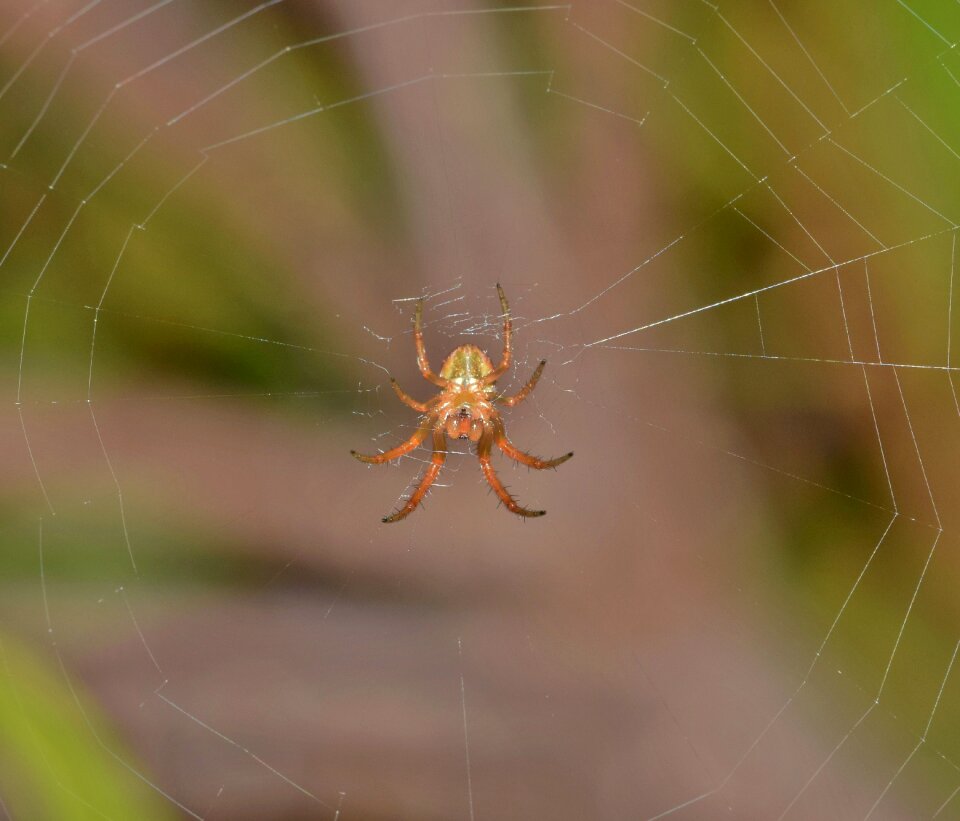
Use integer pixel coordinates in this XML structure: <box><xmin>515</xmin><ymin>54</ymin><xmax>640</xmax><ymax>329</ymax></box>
<box><xmin>484</xmin><ymin>478</ymin><xmax>547</xmax><ymax>517</ymax></box>
<box><xmin>505</xmin><ymin>449</ymin><xmax>575</xmax><ymax>472</ymax></box>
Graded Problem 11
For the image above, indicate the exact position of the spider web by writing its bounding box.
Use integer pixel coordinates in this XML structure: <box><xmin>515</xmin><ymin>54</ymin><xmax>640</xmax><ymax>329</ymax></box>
<box><xmin>1</xmin><ymin>0</ymin><xmax>960</xmax><ymax>818</ymax></box>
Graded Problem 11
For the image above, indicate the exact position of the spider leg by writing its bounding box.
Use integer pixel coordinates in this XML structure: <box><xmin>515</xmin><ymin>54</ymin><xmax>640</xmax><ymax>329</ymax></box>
<box><xmin>390</xmin><ymin>378</ymin><xmax>430</xmax><ymax>412</ymax></box>
<box><xmin>492</xmin><ymin>417</ymin><xmax>573</xmax><ymax>469</ymax></box>
<box><xmin>351</xmin><ymin>416</ymin><xmax>434</xmax><ymax>464</ymax></box>
<box><xmin>382</xmin><ymin>428</ymin><xmax>447</xmax><ymax>523</ymax></box>
<box><xmin>496</xmin><ymin>360</ymin><xmax>546</xmax><ymax>407</ymax></box>
<box><xmin>413</xmin><ymin>298</ymin><xmax>447</xmax><ymax>387</ymax></box>
<box><xmin>480</xmin><ymin>283</ymin><xmax>513</xmax><ymax>386</ymax></box>
<box><xmin>477</xmin><ymin>424</ymin><xmax>545</xmax><ymax>517</ymax></box>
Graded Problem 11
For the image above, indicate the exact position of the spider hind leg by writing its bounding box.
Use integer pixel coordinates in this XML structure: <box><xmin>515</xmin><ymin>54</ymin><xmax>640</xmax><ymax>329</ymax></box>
<box><xmin>480</xmin><ymin>284</ymin><xmax>513</xmax><ymax>386</ymax></box>
<box><xmin>497</xmin><ymin>360</ymin><xmax>546</xmax><ymax>407</ymax></box>
<box><xmin>413</xmin><ymin>298</ymin><xmax>446</xmax><ymax>387</ymax></box>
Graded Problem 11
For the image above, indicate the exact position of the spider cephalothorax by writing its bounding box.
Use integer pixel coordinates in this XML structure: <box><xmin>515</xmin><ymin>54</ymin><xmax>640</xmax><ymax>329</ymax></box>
<box><xmin>351</xmin><ymin>285</ymin><xmax>573</xmax><ymax>522</ymax></box>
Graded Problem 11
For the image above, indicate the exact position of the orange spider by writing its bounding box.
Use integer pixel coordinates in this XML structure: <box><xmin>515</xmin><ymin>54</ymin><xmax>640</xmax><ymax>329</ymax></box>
<box><xmin>352</xmin><ymin>285</ymin><xmax>573</xmax><ymax>523</ymax></box>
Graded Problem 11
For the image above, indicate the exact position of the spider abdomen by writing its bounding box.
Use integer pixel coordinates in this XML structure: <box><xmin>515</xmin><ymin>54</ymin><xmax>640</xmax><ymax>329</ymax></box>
<box><xmin>439</xmin><ymin>344</ymin><xmax>495</xmax><ymax>382</ymax></box>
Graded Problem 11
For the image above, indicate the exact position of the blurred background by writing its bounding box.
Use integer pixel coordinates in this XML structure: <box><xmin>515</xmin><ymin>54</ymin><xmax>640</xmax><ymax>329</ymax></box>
<box><xmin>2</xmin><ymin>0</ymin><xmax>960</xmax><ymax>818</ymax></box>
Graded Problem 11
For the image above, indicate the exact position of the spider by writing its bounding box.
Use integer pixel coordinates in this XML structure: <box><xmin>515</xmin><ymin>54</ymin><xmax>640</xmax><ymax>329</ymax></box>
<box><xmin>351</xmin><ymin>284</ymin><xmax>573</xmax><ymax>523</ymax></box>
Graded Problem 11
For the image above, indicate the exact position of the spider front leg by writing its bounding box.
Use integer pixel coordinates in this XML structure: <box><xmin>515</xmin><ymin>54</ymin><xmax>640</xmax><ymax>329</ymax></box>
<box><xmin>492</xmin><ymin>417</ymin><xmax>573</xmax><ymax>469</ymax></box>
<box><xmin>382</xmin><ymin>428</ymin><xmax>447</xmax><ymax>523</ymax></box>
<box><xmin>351</xmin><ymin>415</ymin><xmax>434</xmax><ymax>464</ymax></box>
<box><xmin>496</xmin><ymin>360</ymin><xmax>545</xmax><ymax>407</ymax></box>
<box><xmin>477</xmin><ymin>423</ymin><xmax>545</xmax><ymax>517</ymax></box>
<box><xmin>413</xmin><ymin>299</ymin><xmax>446</xmax><ymax>387</ymax></box>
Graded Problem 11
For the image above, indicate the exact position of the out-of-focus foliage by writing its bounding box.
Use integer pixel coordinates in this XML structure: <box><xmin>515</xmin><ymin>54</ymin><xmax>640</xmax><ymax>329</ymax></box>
<box><xmin>0</xmin><ymin>633</ymin><xmax>174</xmax><ymax>820</ymax></box>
